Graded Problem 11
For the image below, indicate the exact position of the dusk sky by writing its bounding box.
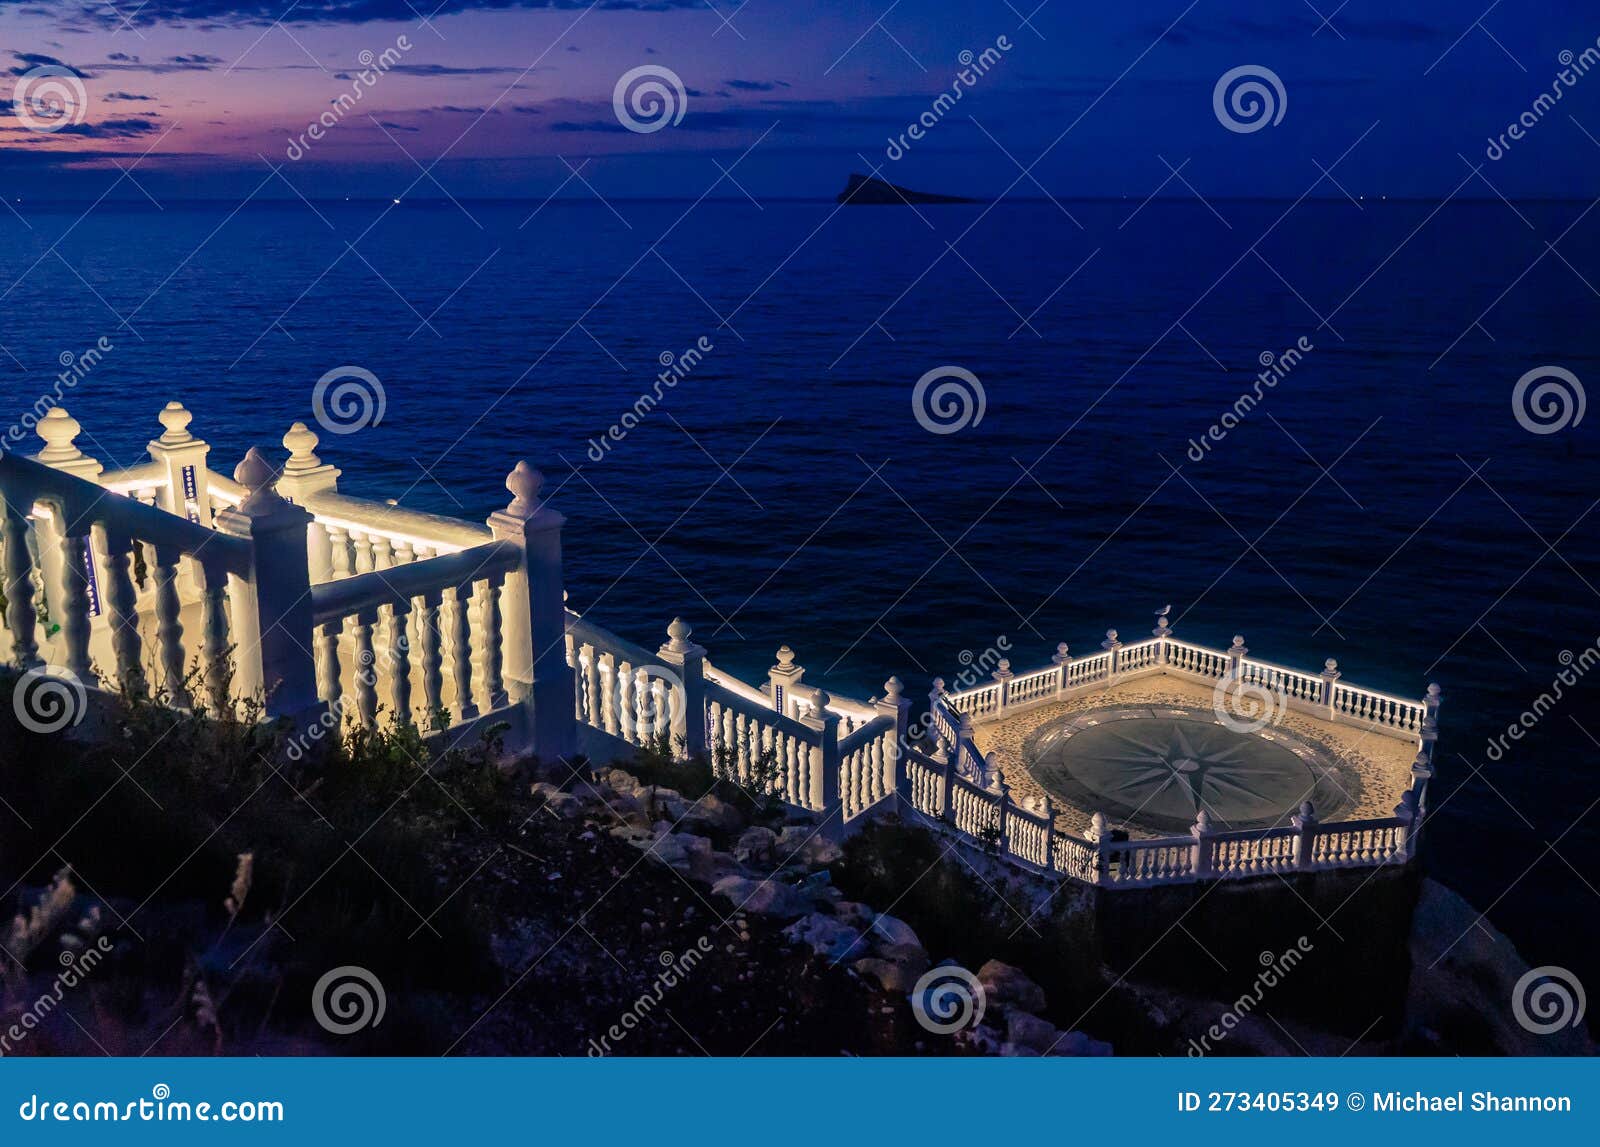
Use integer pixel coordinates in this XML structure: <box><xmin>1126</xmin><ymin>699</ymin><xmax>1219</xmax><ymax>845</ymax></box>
<box><xmin>3</xmin><ymin>1</ymin><xmax>1599</xmax><ymax>199</ymax></box>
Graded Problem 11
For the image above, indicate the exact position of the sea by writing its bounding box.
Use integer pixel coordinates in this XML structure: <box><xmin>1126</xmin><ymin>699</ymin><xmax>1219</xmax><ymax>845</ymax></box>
<box><xmin>2</xmin><ymin>196</ymin><xmax>1597</xmax><ymax>983</ymax></box>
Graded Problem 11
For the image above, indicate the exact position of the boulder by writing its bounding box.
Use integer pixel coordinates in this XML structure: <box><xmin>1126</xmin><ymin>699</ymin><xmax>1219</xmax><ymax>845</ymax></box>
<box><xmin>680</xmin><ymin>793</ymin><xmax>744</xmax><ymax>836</ymax></box>
<box><xmin>732</xmin><ymin>826</ymin><xmax>778</xmax><ymax>867</ymax></box>
<box><xmin>784</xmin><ymin>913</ymin><xmax>866</xmax><ymax>963</ymax></box>
<box><xmin>977</xmin><ymin>959</ymin><xmax>1048</xmax><ymax>1015</ymax></box>
<box><xmin>852</xmin><ymin>958</ymin><xmax>920</xmax><ymax>994</ymax></box>
<box><xmin>600</xmin><ymin>768</ymin><xmax>642</xmax><ymax>795</ymax></box>
<box><xmin>711</xmin><ymin>875</ymin><xmax>808</xmax><ymax>919</ymax></box>
<box><xmin>1005</xmin><ymin>1009</ymin><xmax>1058</xmax><ymax>1054</ymax></box>
<box><xmin>776</xmin><ymin>827</ymin><xmax>842</xmax><ymax>866</ymax></box>
<box><xmin>832</xmin><ymin>901</ymin><xmax>876</xmax><ymax>929</ymax></box>
<box><xmin>866</xmin><ymin>913</ymin><xmax>921</xmax><ymax>954</ymax></box>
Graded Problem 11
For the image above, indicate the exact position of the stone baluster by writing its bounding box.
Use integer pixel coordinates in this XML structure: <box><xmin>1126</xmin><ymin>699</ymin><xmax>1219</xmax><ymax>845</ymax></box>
<box><xmin>487</xmin><ymin>462</ymin><xmax>574</xmax><ymax>760</ymax></box>
<box><xmin>1041</xmin><ymin>794</ymin><xmax>1056</xmax><ymax>872</ymax></box>
<box><xmin>1</xmin><ymin>497</ymin><xmax>42</xmax><ymax>669</ymax></box>
<box><xmin>1089</xmin><ymin>811</ymin><xmax>1112</xmax><ymax>884</ymax></box>
<box><xmin>315</xmin><ymin>619</ymin><xmax>344</xmax><ymax>708</ymax></box>
<box><xmin>937</xmin><ymin>738</ymin><xmax>955</xmax><ymax>821</ymax></box>
<box><xmin>150</xmin><ymin>544</ymin><xmax>190</xmax><ymax>707</ymax></box>
<box><xmin>352</xmin><ymin>532</ymin><xmax>374</xmax><ymax>575</ymax></box>
<box><xmin>596</xmin><ymin>653</ymin><xmax>618</xmax><ymax>735</ymax></box>
<box><xmin>1292</xmin><ymin>801</ymin><xmax>1319</xmax><ymax>870</ymax></box>
<box><xmin>657</xmin><ymin>618</ymin><xmax>707</xmax><ymax>760</ymax></box>
<box><xmin>54</xmin><ymin>508</ymin><xmax>95</xmax><ymax>680</ymax></box>
<box><xmin>994</xmin><ymin>768</ymin><xmax>1010</xmax><ymax>854</ymax></box>
<box><xmin>447</xmin><ymin>583</ymin><xmax>477</xmax><ymax>722</ymax></box>
<box><xmin>387</xmin><ymin>599</ymin><xmax>414</xmax><ymax>725</ymax></box>
<box><xmin>327</xmin><ymin>527</ymin><xmax>353</xmax><ymax>579</ymax></box>
<box><xmin>617</xmin><ymin>661</ymin><xmax>635</xmax><ymax>743</ymax></box>
<box><xmin>371</xmin><ymin>536</ymin><xmax>394</xmax><ymax>572</ymax></box>
<box><xmin>417</xmin><ymin>589</ymin><xmax>445</xmax><ymax>724</ymax></box>
<box><xmin>351</xmin><ymin>609</ymin><xmax>379</xmax><ymax>729</ymax></box>
<box><xmin>1052</xmin><ymin>642</ymin><xmax>1070</xmax><ymax>696</ymax></box>
<box><xmin>95</xmin><ymin>525</ymin><xmax>146</xmax><ymax>696</ymax></box>
<box><xmin>213</xmin><ymin>448</ymin><xmax>321</xmax><ymax>726</ymax></box>
<box><xmin>479</xmin><ymin>573</ymin><xmax>506</xmax><ymax>711</ymax></box>
<box><xmin>194</xmin><ymin>557</ymin><xmax>233</xmax><ymax>714</ymax></box>
<box><xmin>768</xmin><ymin>644</ymin><xmax>803</xmax><ymax>718</ymax></box>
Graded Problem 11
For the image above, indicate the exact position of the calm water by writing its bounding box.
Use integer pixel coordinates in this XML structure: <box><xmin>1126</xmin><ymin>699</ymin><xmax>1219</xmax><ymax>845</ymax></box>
<box><xmin>2</xmin><ymin>198</ymin><xmax>1597</xmax><ymax>977</ymax></box>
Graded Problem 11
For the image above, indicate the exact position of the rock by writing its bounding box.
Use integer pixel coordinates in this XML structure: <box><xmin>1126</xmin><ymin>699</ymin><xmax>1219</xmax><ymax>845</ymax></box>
<box><xmin>600</xmin><ymin>767</ymin><xmax>642</xmax><ymax>795</ymax></box>
<box><xmin>680</xmin><ymin>793</ymin><xmax>744</xmax><ymax>836</ymax></box>
<box><xmin>732</xmin><ymin>826</ymin><xmax>778</xmax><ymax>867</ymax></box>
<box><xmin>641</xmin><ymin>831</ymin><xmax>714</xmax><ymax>879</ymax></box>
<box><xmin>977</xmin><ymin>959</ymin><xmax>1048</xmax><ymax>1015</ymax></box>
<box><xmin>852</xmin><ymin>957</ymin><xmax>920</xmax><ymax>994</ymax></box>
<box><xmin>711</xmin><ymin>875</ymin><xmax>808</xmax><ymax>919</ymax></box>
<box><xmin>866</xmin><ymin>913</ymin><xmax>921</xmax><ymax>954</ymax></box>
<box><xmin>542</xmin><ymin>792</ymin><xmax>587</xmax><ymax>820</ymax></box>
<box><xmin>1005</xmin><ymin>1009</ymin><xmax>1058</xmax><ymax>1054</ymax></box>
<box><xmin>784</xmin><ymin>913</ymin><xmax>866</xmax><ymax>963</ymax></box>
<box><xmin>776</xmin><ymin>827</ymin><xmax>842</xmax><ymax>866</ymax></box>
<box><xmin>832</xmin><ymin>901</ymin><xmax>876</xmax><ymax>929</ymax></box>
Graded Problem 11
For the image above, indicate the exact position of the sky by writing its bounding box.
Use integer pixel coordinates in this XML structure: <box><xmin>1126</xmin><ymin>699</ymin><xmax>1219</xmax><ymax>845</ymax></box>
<box><xmin>2</xmin><ymin>1</ymin><xmax>1599</xmax><ymax>199</ymax></box>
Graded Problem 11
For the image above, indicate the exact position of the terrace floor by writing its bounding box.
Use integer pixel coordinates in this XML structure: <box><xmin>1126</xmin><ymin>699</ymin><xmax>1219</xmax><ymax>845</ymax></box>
<box><xmin>969</xmin><ymin>675</ymin><xmax>1419</xmax><ymax>839</ymax></box>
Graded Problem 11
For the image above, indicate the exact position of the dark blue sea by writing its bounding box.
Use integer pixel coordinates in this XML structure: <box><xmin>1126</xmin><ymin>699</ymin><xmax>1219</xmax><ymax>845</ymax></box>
<box><xmin>3</xmin><ymin>197</ymin><xmax>1597</xmax><ymax>978</ymax></box>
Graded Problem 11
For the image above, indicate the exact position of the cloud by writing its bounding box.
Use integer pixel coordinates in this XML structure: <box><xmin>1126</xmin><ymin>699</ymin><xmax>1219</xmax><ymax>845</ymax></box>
<box><xmin>9</xmin><ymin>52</ymin><xmax>89</xmax><ymax>78</ymax></box>
<box><xmin>725</xmin><ymin>80</ymin><xmax>791</xmax><ymax>92</ymax></box>
<box><xmin>2</xmin><ymin>1</ymin><xmax>703</xmax><ymax>28</ymax></box>
<box><xmin>104</xmin><ymin>91</ymin><xmax>157</xmax><ymax>101</ymax></box>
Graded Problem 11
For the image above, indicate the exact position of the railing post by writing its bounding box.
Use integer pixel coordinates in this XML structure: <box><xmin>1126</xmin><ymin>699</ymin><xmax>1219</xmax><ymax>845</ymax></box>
<box><xmin>487</xmin><ymin>462</ymin><xmax>575</xmax><ymax>761</ymax></box>
<box><xmin>1321</xmin><ymin>657</ymin><xmax>1340</xmax><ymax>718</ymax></box>
<box><xmin>1102</xmin><ymin>629</ymin><xmax>1122</xmax><ymax>683</ymax></box>
<box><xmin>1292</xmin><ymin>801</ymin><xmax>1319</xmax><ymax>870</ymax></box>
<box><xmin>1090</xmin><ymin>811</ymin><xmax>1111</xmax><ymax>884</ymax></box>
<box><xmin>1041</xmin><ymin>794</ymin><xmax>1056</xmax><ymax>873</ymax></box>
<box><xmin>801</xmin><ymin>689</ymin><xmax>842</xmax><ymax>835</ymax></box>
<box><xmin>1227</xmin><ymin>634</ymin><xmax>1248</xmax><ymax>677</ymax></box>
<box><xmin>1421</xmin><ymin>682</ymin><xmax>1442</xmax><ymax>755</ymax></box>
<box><xmin>994</xmin><ymin>768</ymin><xmax>1010</xmax><ymax>854</ymax></box>
<box><xmin>147</xmin><ymin>402</ymin><xmax>214</xmax><ymax>526</ymax></box>
<box><xmin>937</xmin><ymin>738</ymin><xmax>955</xmax><ymax>821</ymax></box>
<box><xmin>768</xmin><ymin>644</ymin><xmax>803</xmax><ymax>718</ymax></box>
<box><xmin>276</xmin><ymin>421</ymin><xmax>342</xmax><ymax>583</ymax></box>
<box><xmin>1394</xmin><ymin>789</ymin><xmax>1419</xmax><ymax>860</ymax></box>
<box><xmin>213</xmin><ymin>448</ymin><xmax>321</xmax><ymax>727</ymax></box>
<box><xmin>1052</xmin><ymin>642</ymin><xmax>1070</xmax><ymax>696</ymax></box>
<box><xmin>992</xmin><ymin>658</ymin><xmax>1013</xmax><ymax>715</ymax></box>
<box><xmin>1153</xmin><ymin>614</ymin><xmax>1172</xmax><ymax>662</ymax></box>
<box><xmin>32</xmin><ymin>408</ymin><xmax>102</xmax><ymax>633</ymax></box>
<box><xmin>656</xmin><ymin>617</ymin><xmax>706</xmax><ymax>761</ymax></box>
<box><xmin>927</xmin><ymin>677</ymin><xmax>947</xmax><ymax>738</ymax></box>
<box><xmin>877</xmin><ymin>676</ymin><xmax>911</xmax><ymax>802</ymax></box>
<box><xmin>1189</xmin><ymin>808</ymin><xmax>1214</xmax><ymax>878</ymax></box>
